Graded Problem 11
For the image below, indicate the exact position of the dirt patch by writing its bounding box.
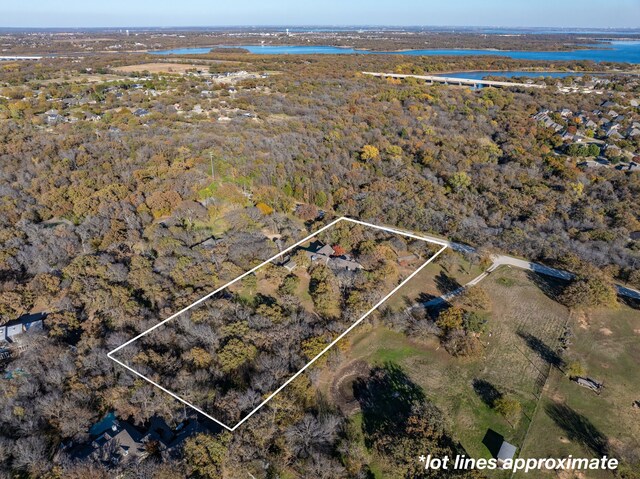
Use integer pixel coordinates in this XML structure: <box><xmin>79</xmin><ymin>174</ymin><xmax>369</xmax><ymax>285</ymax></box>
<box><xmin>113</xmin><ymin>63</ymin><xmax>209</xmax><ymax>74</ymax></box>
<box><xmin>574</xmin><ymin>310</ymin><xmax>589</xmax><ymax>330</ymax></box>
<box><xmin>634</xmin><ymin>329</ymin><xmax>640</xmax><ymax>335</ymax></box>
<box><xmin>330</xmin><ymin>360</ymin><xmax>370</xmax><ymax>416</ymax></box>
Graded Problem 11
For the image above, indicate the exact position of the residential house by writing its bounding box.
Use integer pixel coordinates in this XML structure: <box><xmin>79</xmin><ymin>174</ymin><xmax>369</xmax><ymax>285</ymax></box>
<box><xmin>44</xmin><ymin>109</ymin><xmax>64</xmax><ymax>125</ymax></box>
<box><xmin>306</xmin><ymin>242</ymin><xmax>362</xmax><ymax>272</ymax></box>
<box><xmin>532</xmin><ymin>110</ymin><xmax>549</xmax><ymax>121</ymax></box>
<box><xmin>132</xmin><ymin>108</ymin><xmax>150</xmax><ymax>117</ymax></box>
<box><xmin>560</xmin><ymin>130</ymin><xmax>575</xmax><ymax>141</ymax></box>
<box><xmin>608</xmin><ymin>130</ymin><xmax>624</xmax><ymax>140</ymax></box>
<box><xmin>627</xmin><ymin>123</ymin><xmax>640</xmax><ymax>138</ymax></box>
<box><xmin>577</xmin><ymin>160</ymin><xmax>608</xmax><ymax>169</ymax></box>
<box><xmin>618</xmin><ymin>162</ymin><xmax>640</xmax><ymax>172</ymax></box>
<box><xmin>585</xmin><ymin>119</ymin><xmax>598</xmax><ymax>130</ymax></box>
<box><xmin>70</xmin><ymin>414</ymin><xmax>204</xmax><ymax>466</ymax></box>
<box><xmin>72</xmin><ymin>417</ymin><xmax>146</xmax><ymax>465</ymax></box>
<box><xmin>604</xmin><ymin>124</ymin><xmax>622</xmax><ymax>138</ymax></box>
<box><xmin>328</xmin><ymin>256</ymin><xmax>362</xmax><ymax>271</ymax></box>
<box><xmin>0</xmin><ymin>313</ymin><xmax>45</xmax><ymax>343</ymax></box>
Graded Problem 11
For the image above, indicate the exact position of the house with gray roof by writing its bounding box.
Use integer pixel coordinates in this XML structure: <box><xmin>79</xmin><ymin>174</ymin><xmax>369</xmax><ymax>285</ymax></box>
<box><xmin>0</xmin><ymin>313</ymin><xmax>45</xmax><ymax>343</ymax></box>
<box><xmin>306</xmin><ymin>242</ymin><xmax>362</xmax><ymax>272</ymax></box>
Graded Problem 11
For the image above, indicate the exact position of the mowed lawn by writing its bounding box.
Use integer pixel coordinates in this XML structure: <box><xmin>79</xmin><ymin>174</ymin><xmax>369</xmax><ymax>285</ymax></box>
<box><xmin>518</xmin><ymin>301</ymin><xmax>640</xmax><ymax>479</ymax></box>
<box><xmin>336</xmin><ymin>266</ymin><xmax>572</xmax><ymax>478</ymax></box>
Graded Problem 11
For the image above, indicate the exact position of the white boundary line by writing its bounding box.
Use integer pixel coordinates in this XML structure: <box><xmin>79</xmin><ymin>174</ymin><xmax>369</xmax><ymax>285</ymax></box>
<box><xmin>108</xmin><ymin>217</ymin><xmax>447</xmax><ymax>431</ymax></box>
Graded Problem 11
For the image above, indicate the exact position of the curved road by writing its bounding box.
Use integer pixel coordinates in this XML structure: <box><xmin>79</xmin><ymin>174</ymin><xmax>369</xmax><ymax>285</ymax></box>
<box><xmin>414</xmin><ymin>234</ymin><xmax>640</xmax><ymax>306</ymax></box>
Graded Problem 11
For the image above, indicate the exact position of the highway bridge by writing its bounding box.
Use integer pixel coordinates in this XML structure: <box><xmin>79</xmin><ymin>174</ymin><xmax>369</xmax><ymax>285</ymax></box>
<box><xmin>0</xmin><ymin>56</ymin><xmax>43</xmax><ymax>61</ymax></box>
<box><xmin>362</xmin><ymin>71</ymin><xmax>547</xmax><ymax>89</ymax></box>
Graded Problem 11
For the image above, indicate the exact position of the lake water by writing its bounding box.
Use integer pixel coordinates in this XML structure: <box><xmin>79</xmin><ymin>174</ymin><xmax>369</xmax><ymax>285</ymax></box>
<box><xmin>150</xmin><ymin>41</ymin><xmax>640</xmax><ymax>64</ymax></box>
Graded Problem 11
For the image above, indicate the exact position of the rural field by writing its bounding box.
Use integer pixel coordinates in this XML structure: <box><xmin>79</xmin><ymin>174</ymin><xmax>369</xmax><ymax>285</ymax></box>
<box><xmin>518</xmin><ymin>299</ymin><xmax>640</xmax><ymax>478</ymax></box>
<box><xmin>112</xmin><ymin>62</ymin><xmax>220</xmax><ymax>74</ymax></box>
<box><xmin>385</xmin><ymin>249</ymin><xmax>485</xmax><ymax>311</ymax></box>
<box><xmin>319</xmin><ymin>265</ymin><xmax>640</xmax><ymax>478</ymax></box>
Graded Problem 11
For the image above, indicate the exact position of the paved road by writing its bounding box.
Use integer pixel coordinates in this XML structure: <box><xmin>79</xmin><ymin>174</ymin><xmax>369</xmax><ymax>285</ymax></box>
<box><xmin>412</xmin><ymin>233</ymin><xmax>640</xmax><ymax>306</ymax></box>
<box><xmin>363</xmin><ymin>72</ymin><xmax>547</xmax><ymax>89</ymax></box>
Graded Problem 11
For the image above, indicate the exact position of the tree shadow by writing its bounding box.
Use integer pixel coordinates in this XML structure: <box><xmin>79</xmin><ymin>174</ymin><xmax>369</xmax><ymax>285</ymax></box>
<box><xmin>434</xmin><ymin>271</ymin><xmax>461</xmax><ymax>295</ymax></box>
<box><xmin>619</xmin><ymin>295</ymin><xmax>640</xmax><ymax>311</ymax></box>
<box><xmin>353</xmin><ymin>363</ymin><xmax>425</xmax><ymax>446</ymax></box>
<box><xmin>544</xmin><ymin>402</ymin><xmax>609</xmax><ymax>456</ymax></box>
<box><xmin>472</xmin><ymin>378</ymin><xmax>503</xmax><ymax>408</ymax></box>
<box><xmin>416</xmin><ymin>292</ymin><xmax>438</xmax><ymax>305</ymax></box>
<box><xmin>254</xmin><ymin>293</ymin><xmax>278</xmax><ymax>307</ymax></box>
<box><xmin>482</xmin><ymin>429</ymin><xmax>504</xmax><ymax>458</ymax></box>
<box><xmin>517</xmin><ymin>331</ymin><xmax>565</xmax><ymax>370</ymax></box>
<box><xmin>525</xmin><ymin>271</ymin><xmax>570</xmax><ymax>303</ymax></box>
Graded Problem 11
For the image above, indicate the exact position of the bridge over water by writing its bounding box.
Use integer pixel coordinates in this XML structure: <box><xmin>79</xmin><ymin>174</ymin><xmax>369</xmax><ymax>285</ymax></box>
<box><xmin>362</xmin><ymin>71</ymin><xmax>547</xmax><ymax>89</ymax></box>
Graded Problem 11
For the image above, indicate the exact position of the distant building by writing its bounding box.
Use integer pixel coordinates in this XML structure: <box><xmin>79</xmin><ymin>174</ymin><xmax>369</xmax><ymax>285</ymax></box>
<box><xmin>44</xmin><ymin>109</ymin><xmax>64</xmax><ymax>125</ymax></box>
<box><xmin>627</xmin><ymin>127</ymin><xmax>640</xmax><ymax>138</ymax></box>
<box><xmin>622</xmin><ymin>162</ymin><xmax>640</xmax><ymax>172</ymax></box>
<box><xmin>577</xmin><ymin>160</ymin><xmax>608</xmax><ymax>169</ymax></box>
<box><xmin>601</xmin><ymin>100</ymin><xmax>619</xmax><ymax>109</ymax></box>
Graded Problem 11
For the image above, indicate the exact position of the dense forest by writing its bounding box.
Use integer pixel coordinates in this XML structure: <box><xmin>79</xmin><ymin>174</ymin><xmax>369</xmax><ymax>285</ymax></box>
<box><xmin>0</xmin><ymin>48</ymin><xmax>639</xmax><ymax>478</ymax></box>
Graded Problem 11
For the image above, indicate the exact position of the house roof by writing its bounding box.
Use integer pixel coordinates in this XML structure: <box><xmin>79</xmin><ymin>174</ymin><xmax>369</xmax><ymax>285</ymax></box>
<box><xmin>328</xmin><ymin>257</ymin><xmax>362</xmax><ymax>271</ymax></box>
<box><xmin>497</xmin><ymin>441</ymin><xmax>517</xmax><ymax>461</ymax></box>
<box><xmin>316</xmin><ymin>244</ymin><xmax>335</xmax><ymax>256</ymax></box>
<box><xmin>110</xmin><ymin>424</ymin><xmax>145</xmax><ymax>459</ymax></box>
<box><xmin>1</xmin><ymin>312</ymin><xmax>45</xmax><ymax>340</ymax></box>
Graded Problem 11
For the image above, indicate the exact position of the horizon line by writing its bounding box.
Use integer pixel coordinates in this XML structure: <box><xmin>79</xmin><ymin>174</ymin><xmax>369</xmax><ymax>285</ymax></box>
<box><xmin>1</xmin><ymin>24</ymin><xmax>639</xmax><ymax>31</ymax></box>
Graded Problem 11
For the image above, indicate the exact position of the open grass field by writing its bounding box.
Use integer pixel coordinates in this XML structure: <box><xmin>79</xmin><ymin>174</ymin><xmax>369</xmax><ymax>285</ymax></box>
<box><xmin>518</xmin><ymin>300</ymin><xmax>640</xmax><ymax>479</ymax></box>
<box><xmin>113</xmin><ymin>62</ymin><xmax>211</xmax><ymax>74</ymax></box>
<box><xmin>324</xmin><ymin>266</ymin><xmax>584</xmax><ymax>478</ymax></box>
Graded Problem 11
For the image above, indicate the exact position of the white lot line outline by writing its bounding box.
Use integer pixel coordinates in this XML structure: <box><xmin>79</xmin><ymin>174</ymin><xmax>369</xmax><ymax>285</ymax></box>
<box><xmin>108</xmin><ymin>217</ymin><xmax>448</xmax><ymax>431</ymax></box>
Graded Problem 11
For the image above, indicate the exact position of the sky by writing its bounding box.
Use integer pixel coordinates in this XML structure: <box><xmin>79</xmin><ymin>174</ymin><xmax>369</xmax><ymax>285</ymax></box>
<box><xmin>3</xmin><ymin>0</ymin><xmax>640</xmax><ymax>29</ymax></box>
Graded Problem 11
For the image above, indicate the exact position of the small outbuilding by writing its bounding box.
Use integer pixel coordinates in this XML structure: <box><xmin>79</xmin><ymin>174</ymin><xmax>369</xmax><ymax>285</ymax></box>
<box><xmin>497</xmin><ymin>441</ymin><xmax>517</xmax><ymax>465</ymax></box>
